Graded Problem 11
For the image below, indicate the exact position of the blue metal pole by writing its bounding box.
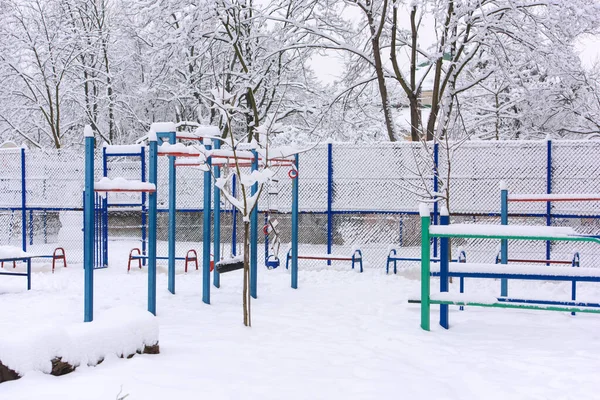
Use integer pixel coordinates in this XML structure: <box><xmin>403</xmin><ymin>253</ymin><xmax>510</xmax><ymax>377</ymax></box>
<box><xmin>500</xmin><ymin>185</ymin><xmax>508</xmax><ymax>297</ymax></box>
<box><xmin>250</xmin><ymin>149</ymin><xmax>258</xmax><ymax>299</ymax></box>
<box><xmin>141</xmin><ymin>147</ymin><xmax>147</xmax><ymax>265</ymax></box>
<box><xmin>102</xmin><ymin>195</ymin><xmax>108</xmax><ymax>267</ymax></box>
<box><xmin>202</xmin><ymin>139</ymin><xmax>212</xmax><ymax>305</ymax></box>
<box><xmin>232</xmin><ymin>174</ymin><xmax>237</xmax><ymax>256</ymax></box>
<box><xmin>433</xmin><ymin>142</ymin><xmax>439</xmax><ymax>258</ymax></box>
<box><xmin>148</xmin><ymin>137</ymin><xmax>158</xmax><ymax>316</ymax></box>
<box><xmin>327</xmin><ymin>142</ymin><xmax>333</xmax><ymax>265</ymax></box>
<box><xmin>291</xmin><ymin>153</ymin><xmax>299</xmax><ymax>289</ymax></box>
<box><xmin>168</xmin><ymin>131</ymin><xmax>176</xmax><ymax>294</ymax></box>
<box><xmin>21</xmin><ymin>148</ymin><xmax>26</xmax><ymax>252</ymax></box>
<box><xmin>264</xmin><ymin>212</ymin><xmax>269</xmax><ymax>267</ymax></box>
<box><xmin>439</xmin><ymin>208</ymin><xmax>449</xmax><ymax>329</ymax></box>
<box><xmin>84</xmin><ymin>128</ymin><xmax>95</xmax><ymax>322</ymax></box>
<box><xmin>213</xmin><ymin>139</ymin><xmax>221</xmax><ymax>289</ymax></box>
<box><xmin>546</xmin><ymin>139</ymin><xmax>552</xmax><ymax>265</ymax></box>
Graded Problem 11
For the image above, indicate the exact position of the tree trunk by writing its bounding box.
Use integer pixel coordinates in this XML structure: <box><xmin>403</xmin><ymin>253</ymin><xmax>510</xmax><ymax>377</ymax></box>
<box><xmin>243</xmin><ymin>221</ymin><xmax>251</xmax><ymax>327</ymax></box>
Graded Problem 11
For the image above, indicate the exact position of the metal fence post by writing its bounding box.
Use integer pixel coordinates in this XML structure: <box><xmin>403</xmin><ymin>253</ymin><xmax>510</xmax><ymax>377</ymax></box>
<box><xmin>141</xmin><ymin>146</ymin><xmax>147</xmax><ymax>265</ymax></box>
<box><xmin>148</xmin><ymin>136</ymin><xmax>158</xmax><ymax>315</ymax></box>
<box><xmin>83</xmin><ymin>127</ymin><xmax>95</xmax><ymax>322</ymax></box>
<box><xmin>439</xmin><ymin>207</ymin><xmax>449</xmax><ymax>329</ymax></box>
<box><xmin>500</xmin><ymin>183</ymin><xmax>508</xmax><ymax>297</ymax></box>
<box><xmin>21</xmin><ymin>148</ymin><xmax>26</xmax><ymax>252</ymax></box>
<box><xmin>213</xmin><ymin>139</ymin><xmax>221</xmax><ymax>289</ymax></box>
<box><xmin>327</xmin><ymin>142</ymin><xmax>333</xmax><ymax>265</ymax></box>
<box><xmin>546</xmin><ymin>138</ymin><xmax>552</xmax><ymax>264</ymax></box>
<box><xmin>168</xmin><ymin>131</ymin><xmax>176</xmax><ymax>294</ymax></box>
<box><xmin>203</xmin><ymin>138</ymin><xmax>212</xmax><ymax>305</ymax></box>
<box><xmin>291</xmin><ymin>153</ymin><xmax>299</xmax><ymax>289</ymax></box>
<box><xmin>420</xmin><ymin>203</ymin><xmax>431</xmax><ymax>331</ymax></box>
<box><xmin>250</xmin><ymin>149</ymin><xmax>258</xmax><ymax>299</ymax></box>
<box><xmin>433</xmin><ymin>142</ymin><xmax>439</xmax><ymax>258</ymax></box>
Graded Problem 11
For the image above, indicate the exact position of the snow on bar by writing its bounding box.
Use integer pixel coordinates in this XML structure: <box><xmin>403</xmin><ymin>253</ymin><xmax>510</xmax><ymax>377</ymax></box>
<box><xmin>508</xmin><ymin>193</ymin><xmax>600</xmax><ymax>202</ymax></box>
<box><xmin>104</xmin><ymin>144</ymin><xmax>143</xmax><ymax>155</ymax></box>
<box><xmin>95</xmin><ymin>177</ymin><xmax>156</xmax><ymax>192</ymax></box>
<box><xmin>430</xmin><ymin>292</ymin><xmax>498</xmax><ymax>304</ymax></box>
<box><xmin>150</xmin><ymin>122</ymin><xmax>176</xmax><ymax>133</ymax></box>
<box><xmin>0</xmin><ymin>245</ymin><xmax>29</xmax><ymax>259</ymax></box>
<box><xmin>158</xmin><ymin>143</ymin><xmax>200</xmax><ymax>156</ymax></box>
<box><xmin>430</xmin><ymin>262</ymin><xmax>600</xmax><ymax>277</ymax></box>
<box><xmin>430</xmin><ymin>223</ymin><xmax>577</xmax><ymax>238</ymax></box>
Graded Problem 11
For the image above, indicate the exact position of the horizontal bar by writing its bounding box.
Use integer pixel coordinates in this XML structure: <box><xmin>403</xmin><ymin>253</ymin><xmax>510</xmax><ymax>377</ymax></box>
<box><xmin>507</xmin><ymin>259</ymin><xmax>572</xmax><ymax>264</ymax></box>
<box><xmin>431</xmin><ymin>271</ymin><xmax>600</xmax><ymax>282</ymax></box>
<box><xmin>294</xmin><ymin>255</ymin><xmax>359</xmax><ymax>261</ymax></box>
<box><xmin>131</xmin><ymin>256</ymin><xmax>190</xmax><ymax>261</ymax></box>
<box><xmin>0</xmin><ymin>272</ymin><xmax>28</xmax><ymax>277</ymax></box>
<box><xmin>430</xmin><ymin>300</ymin><xmax>600</xmax><ymax>314</ymax></box>
<box><xmin>497</xmin><ymin>298</ymin><xmax>600</xmax><ymax>308</ymax></box>
<box><xmin>430</xmin><ymin>232</ymin><xmax>600</xmax><ymax>244</ymax></box>
<box><xmin>104</xmin><ymin>153</ymin><xmax>144</xmax><ymax>157</ymax></box>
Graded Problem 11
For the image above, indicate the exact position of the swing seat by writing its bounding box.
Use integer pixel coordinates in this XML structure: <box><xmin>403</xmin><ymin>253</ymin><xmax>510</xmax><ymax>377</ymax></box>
<box><xmin>215</xmin><ymin>259</ymin><xmax>244</xmax><ymax>274</ymax></box>
<box><xmin>266</xmin><ymin>255</ymin><xmax>280</xmax><ymax>270</ymax></box>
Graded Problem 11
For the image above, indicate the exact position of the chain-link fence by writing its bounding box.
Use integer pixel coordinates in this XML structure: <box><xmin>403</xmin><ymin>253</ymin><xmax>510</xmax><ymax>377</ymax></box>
<box><xmin>1</xmin><ymin>140</ymin><xmax>599</xmax><ymax>271</ymax></box>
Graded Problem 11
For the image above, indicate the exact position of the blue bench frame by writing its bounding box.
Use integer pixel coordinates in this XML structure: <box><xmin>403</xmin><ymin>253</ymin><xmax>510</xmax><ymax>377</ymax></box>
<box><xmin>285</xmin><ymin>249</ymin><xmax>363</xmax><ymax>273</ymax></box>
<box><xmin>386</xmin><ymin>249</ymin><xmax>466</xmax><ymax>275</ymax></box>
<box><xmin>0</xmin><ymin>256</ymin><xmax>32</xmax><ymax>290</ymax></box>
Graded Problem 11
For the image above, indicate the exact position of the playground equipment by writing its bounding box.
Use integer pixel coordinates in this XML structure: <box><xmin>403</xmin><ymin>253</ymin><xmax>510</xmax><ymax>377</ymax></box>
<box><xmin>84</xmin><ymin>125</ymin><xmax>158</xmax><ymax>322</ymax></box>
<box><xmin>286</xmin><ymin>248</ymin><xmax>364</xmax><ymax>272</ymax></box>
<box><xmin>386</xmin><ymin>248</ymin><xmax>466</xmax><ymax>275</ymax></box>
<box><xmin>417</xmin><ymin>203</ymin><xmax>600</xmax><ymax>331</ymax></box>
<box><xmin>499</xmin><ymin>182</ymin><xmax>600</xmax><ymax>296</ymax></box>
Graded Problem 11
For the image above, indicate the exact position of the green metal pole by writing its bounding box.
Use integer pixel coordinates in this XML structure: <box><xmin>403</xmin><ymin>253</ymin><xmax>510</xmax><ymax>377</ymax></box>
<box><xmin>420</xmin><ymin>204</ymin><xmax>431</xmax><ymax>331</ymax></box>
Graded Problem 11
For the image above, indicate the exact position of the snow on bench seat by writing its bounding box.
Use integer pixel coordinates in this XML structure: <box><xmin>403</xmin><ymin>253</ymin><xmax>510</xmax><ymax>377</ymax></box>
<box><xmin>508</xmin><ymin>193</ymin><xmax>600</xmax><ymax>202</ymax></box>
<box><xmin>95</xmin><ymin>177</ymin><xmax>156</xmax><ymax>192</ymax></box>
<box><xmin>430</xmin><ymin>262</ymin><xmax>600</xmax><ymax>279</ymax></box>
<box><xmin>430</xmin><ymin>224</ymin><xmax>578</xmax><ymax>239</ymax></box>
<box><xmin>293</xmin><ymin>253</ymin><xmax>361</xmax><ymax>261</ymax></box>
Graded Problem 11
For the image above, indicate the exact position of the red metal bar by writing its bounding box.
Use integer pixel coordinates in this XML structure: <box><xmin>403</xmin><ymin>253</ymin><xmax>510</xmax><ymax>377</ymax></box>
<box><xmin>508</xmin><ymin>258</ymin><xmax>572</xmax><ymax>265</ymax></box>
<box><xmin>509</xmin><ymin>197</ymin><xmax>600</xmax><ymax>202</ymax></box>
<box><xmin>94</xmin><ymin>188</ymin><xmax>156</xmax><ymax>193</ymax></box>
<box><xmin>52</xmin><ymin>247</ymin><xmax>67</xmax><ymax>273</ymax></box>
<box><xmin>185</xmin><ymin>249</ymin><xmax>198</xmax><ymax>273</ymax></box>
<box><xmin>1</xmin><ymin>260</ymin><xmax>16</xmax><ymax>269</ymax></box>
<box><xmin>128</xmin><ymin>248</ymin><xmax>142</xmax><ymax>272</ymax></box>
<box><xmin>297</xmin><ymin>255</ymin><xmax>357</xmax><ymax>261</ymax></box>
<box><xmin>158</xmin><ymin>152</ymin><xmax>200</xmax><ymax>158</ymax></box>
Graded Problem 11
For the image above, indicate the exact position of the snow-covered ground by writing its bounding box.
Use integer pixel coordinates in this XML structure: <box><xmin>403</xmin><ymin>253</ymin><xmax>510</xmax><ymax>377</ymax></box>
<box><xmin>1</xmin><ymin>242</ymin><xmax>600</xmax><ymax>399</ymax></box>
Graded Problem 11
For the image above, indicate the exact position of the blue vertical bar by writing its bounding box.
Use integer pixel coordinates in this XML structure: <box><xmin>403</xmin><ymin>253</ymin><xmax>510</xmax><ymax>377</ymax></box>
<box><xmin>28</xmin><ymin>210</ymin><xmax>33</xmax><ymax>246</ymax></box>
<box><xmin>213</xmin><ymin>139</ymin><xmax>221</xmax><ymax>289</ymax></box>
<box><xmin>291</xmin><ymin>153</ymin><xmax>299</xmax><ymax>289</ymax></box>
<box><xmin>432</xmin><ymin>143</ymin><xmax>439</xmax><ymax>258</ymax></box>
<box><xmin>546</xmin><ymin>139</ymin><xmax>552</xmax><ymax>265</ymax></box>
<box><xmin>250</xmin><ymin>150</ymin><xmax>258</xmax><ymax>299</ymax></box>
<box><xmin>102</xmin><ymin>195</ymin><xmax>108</xmax><ymax>267</ymax></box>
<box><xmin>84</xmin><ymin>129</ymin><xmax>95</xmax><ymax>322</ymax></box>
<box><xmin>232</xmin><ymin>174</ymin><xmax>237</xmax><ymax>256</ymax></box>
<box><xmin>439</xmin><ymin>209</ymin><xmax>449</xmax><ymax>329</ymax></box>
<box><xmin>148</xmin><ymin>138</ymin><xmax>158</xmax><ymax>316</ymax></box>
<box><xmin>168</xmin><ymin>131</ymin><xmax>176</xmax><ymax>294</ymax></box>
<box><xmin>264</xmin><ymin>212</ymin><xmax>269</xmax><ymax>267</ymax></box>
<box><xmin>141</xmin><ymin>147</ymin><xmax>147</xmax><ymax>265</ymax></box>
<box><xmin>500</xmin><ymin>186</ymin><xmax>508</xmax><ymax>297</ymax></box>
<box><xmin>327</xmin><ymin>142</ymin><xmax>333</xmax><ymax>265</ymax></box>
<box><xmin>202</xmin><ymin>140</ymin><xmax>212</xmax><ymax>305</ymax></box>
<box><xmin>21</xmin><ymin>148</ymin><xmax>26</xmax><ymax>252</ymax></box>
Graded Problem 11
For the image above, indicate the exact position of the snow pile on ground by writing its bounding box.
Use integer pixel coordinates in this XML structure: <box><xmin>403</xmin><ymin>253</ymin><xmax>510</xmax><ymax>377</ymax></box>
<box><xmin>0</xmin><ymin>306</ymin><xmax>158</xmax><ymax>376</ymax></box>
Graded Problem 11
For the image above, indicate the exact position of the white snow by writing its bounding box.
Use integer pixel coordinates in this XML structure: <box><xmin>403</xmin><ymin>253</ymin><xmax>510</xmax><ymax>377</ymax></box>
<box><xmin>157</xmin><ymin>143</ymin><xmax>200</xmax><ymax>156</ymax></box>
<box><xmin>95</xmin><ymin>177</ymin><xmax>156</xmax><ymax>192</ymax></box>
<box><xmin>0</xmin><ymin>307</ymin><xmax>157</xmax><ymax>376</ymax></box>
<box><xmin>419</xmin><ymin>202</ymin><xmax>431</xmax><ymax>217</ymax></box>
<box><xmin>194</xmin><ymin>125</ymin><xmax>220</xmax><ymax>137</ymax></box>
<box><xmin>508</xmin><ymin>193</ymin><xmax>600</xmax><ymax>201</ymax></box>
<box><xmin>150</xmin><ymin>122</ymin><xmax>176</xmax><ymax>133</ymax></box>
<box><xmin>0</xmin><ymin>245</ymin><xmax>28</xmax><ymax>259</ymax></box>
<box><xmin>430</xmin><ymin>292</ymin><xmax>499</xmax><ymax>304</ymax></box>
<box><xmin>430</xmin><ymin>262</ymin><xmax>600</xmax><ymax>277</ymax></box>
<box><xmin>430</xmin><ymin>224</ymin><xmax>579</xmax><ymax>238</ymax></box>
<box><xmin>499</xmin><ymin>180</ymin><xmax>507</xmax><ymax>190</ymax></box>
<box><xmin>1</xmin><ymin>248</ymin><xmax>600</xmax><ymax>399</ymax></box>
<box><xmin>147</xmin><ymin>131</ymin><xmax>157</xmax><ymax>142</ymax></box>
<box><xmin>84</xmin><ymin>125</ymin><xmax>94</xmax><ymax>138</ymax></box>
<box><xmin>215</xmin><ymin>255</ymin><xmax>244</xmax><ymax>266</ymax></box>
<box><xmin>103</xmin><ymin>144</ymin><xmax>143</xmax><ymax>155</ymax></box>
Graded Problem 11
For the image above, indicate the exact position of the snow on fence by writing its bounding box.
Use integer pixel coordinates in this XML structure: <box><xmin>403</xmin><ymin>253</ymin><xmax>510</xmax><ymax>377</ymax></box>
<box><xmin>0</xmin><ymin>140</ymin><xmax>599</xmax><ymax>267</ymax></box>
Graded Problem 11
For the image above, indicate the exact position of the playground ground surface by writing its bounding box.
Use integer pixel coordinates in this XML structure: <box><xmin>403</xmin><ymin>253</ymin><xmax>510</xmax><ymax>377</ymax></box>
<box><xmin>1</xmin><ymin>241</ymin><xmax>600</xmax><ymax>400</ymax></box>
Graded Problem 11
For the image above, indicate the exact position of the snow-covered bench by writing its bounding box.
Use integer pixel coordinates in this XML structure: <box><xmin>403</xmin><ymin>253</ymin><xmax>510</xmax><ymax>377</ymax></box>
<box><xmin>285</xmin><ymin>249</ymin><xmax>363</xmax><ymax>273</ymax></box>
<box><xmin>127</xmin><ymin>248</ymin><xmax>206</xmax><ymax>273</ymax></box>
<box><xmin>386</xmin><ymin>248</ymin><xmax>466</xmax><ymax>274</ymax></box>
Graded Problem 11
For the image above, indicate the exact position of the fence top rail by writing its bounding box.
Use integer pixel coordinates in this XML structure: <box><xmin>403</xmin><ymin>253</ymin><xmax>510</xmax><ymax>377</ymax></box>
<box><xmin>431</xmin><ymin>262</ymin><xmax>600</xmax><ymax>277</ymax></box>
<box><xmin>428</xmin><ymin>223</ymin><xmax>600</xmax><ymax>244</ymax></box>
<box><xmin>508</xmin><ymin>193</ymin><xmax>600</xmax><ymax>202</ymax></box>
